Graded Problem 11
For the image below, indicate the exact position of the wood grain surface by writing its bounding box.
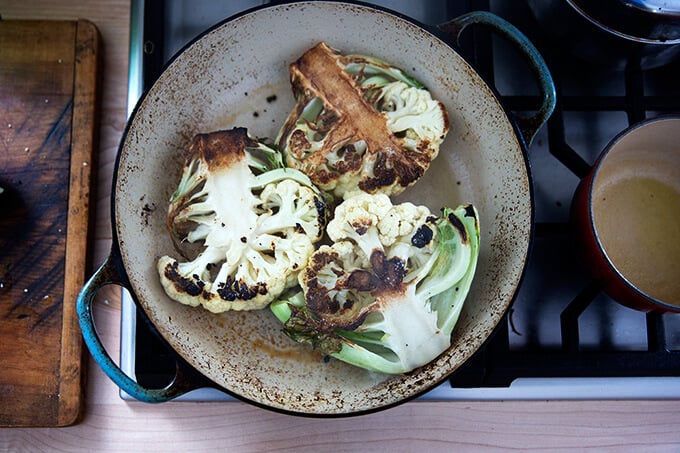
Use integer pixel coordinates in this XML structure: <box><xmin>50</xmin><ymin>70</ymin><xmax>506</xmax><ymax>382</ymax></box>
<box><xmin>1</xmin><ymin>0</ymin><xmax>680</xmax><ymax>450</ymax></box>
<box><xmin>0</xmin><ymin>19</ymin><xmax>99</xmax><ymax>427</ymax></box>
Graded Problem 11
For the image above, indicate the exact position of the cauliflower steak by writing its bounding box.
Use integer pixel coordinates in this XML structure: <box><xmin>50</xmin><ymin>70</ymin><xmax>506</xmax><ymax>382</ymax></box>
<box><xmin>157</xmin><ymin>128</ymin><xmax>328</xmax><ymax>312</ymax></box>
<box><xmin>271</xmin><ymin>193</ymin><xmax>480</xmax><ymax>374</ymax></box>
<box><xmin>277</xmin><ymin>42</ymin><xmax>450</xmax><ymax>200</ymax></box>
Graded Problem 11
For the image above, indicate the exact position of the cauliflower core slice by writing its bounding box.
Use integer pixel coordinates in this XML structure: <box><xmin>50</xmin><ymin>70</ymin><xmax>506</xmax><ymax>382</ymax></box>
<box><xmin>277</xmin><ymin>42</ymin><xmax>450</xmax><ymax>200</ymax></box>
<box><xmin>157</xmin><ymin>128</ymin><xmax>327</xmax><ymax>312</ymax></box>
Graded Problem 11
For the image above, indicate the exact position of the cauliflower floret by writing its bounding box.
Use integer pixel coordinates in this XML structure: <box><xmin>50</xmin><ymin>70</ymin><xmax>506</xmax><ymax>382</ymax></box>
<box><xmin>326</xmin><ymin>193</ymin><xmax>440</xmax><ymax>289</ymax></box>
<box><xmin>157</xmin><ymin>128</ymin><xmax>328</xmax><ymax>313</ymax></box>
<box><xmin>326</xmin><ymin>193</ymin><xmax>391</xmax><ymax>257</ymax></box>
<box><xmin>377</xmin><ymin>200</ymin><xmax>433</xmax><ymax>247</ymax></box>
<box><xmin>380</xmin><ymin>81</ymin><xmax>449</xmax><ymax>152</ymax></box>
<box><xmin>276</xmin><ymin>42</ymin><xmax>450</xmax><ymax>200</ymax></box>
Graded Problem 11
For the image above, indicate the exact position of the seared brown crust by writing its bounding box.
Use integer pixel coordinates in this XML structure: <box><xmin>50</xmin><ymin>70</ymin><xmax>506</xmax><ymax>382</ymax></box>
<box><xmin>163</xmin><ymin>261</ymin><xmax>208</xmax><ymax>298</ymax></box>
<box><xmin>410</xmin><ymin>224</ymin><xmax>434</xmax><ymax>248</ymax></box>
<box><xmin>280</xmin><ymin>42</ymin><xmax>437</xmax><ymax>194</ymax></box>
<box><xmin>447</xmin><ymin>211</ymin><xmax>468</xmax><ymax>243</ymax></box>
<box><xmin>303</xmin><ymin>250</ymin><xmax>351</xmax><ymax>324</ymax></box>
<box><xmin>162</xmin><ymin>261</ymin><xmax>268</xmax><ymax>302</ymax></box>
<box><xmin>216</xmin><ymin>277</ymin><xmax>268</xmax><ymax>301</ymax></box>
<box><xmin>369</xmin><ymin>250</ymin><xmax>406</xmax><ymax>291</ymax></box>
<box><xmin>188</xmin><ymin>127</ymin><xmax>257</xmax><ymax>171</ymax></box>
<box><xmin>302</xmin><ymin>247</ymin><xmax>407</xmax><ymax>331</ymax></box>
<box><xmin>168</xmin><ymin>128</ymin><xmax>258</xmax><ymax>250</ymax></box>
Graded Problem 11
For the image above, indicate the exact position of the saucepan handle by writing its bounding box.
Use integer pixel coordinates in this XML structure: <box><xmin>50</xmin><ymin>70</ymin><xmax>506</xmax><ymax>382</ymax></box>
<box><xmin>77</xmin><ymin>245</ymin><xmax>207</xmax><ymax>402</ymax></box>
<box><xmin>438</xmin><ymin>11</ymin><xmax>556</xmax><ymax>146</ymax></box>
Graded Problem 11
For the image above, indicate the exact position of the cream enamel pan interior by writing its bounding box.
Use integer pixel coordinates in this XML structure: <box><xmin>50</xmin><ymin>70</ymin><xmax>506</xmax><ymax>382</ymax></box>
<box><xmin>112</xmin><ymin>2</ymin><xmax>534</xmax><ymax>414</ymax></box>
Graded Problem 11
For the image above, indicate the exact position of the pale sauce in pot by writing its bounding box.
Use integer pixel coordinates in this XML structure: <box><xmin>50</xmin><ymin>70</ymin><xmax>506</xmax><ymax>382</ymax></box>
<box><xmin>593</xmin><ymin>175</ymin><xmax>680</xmax><ymax>306</ymax></box>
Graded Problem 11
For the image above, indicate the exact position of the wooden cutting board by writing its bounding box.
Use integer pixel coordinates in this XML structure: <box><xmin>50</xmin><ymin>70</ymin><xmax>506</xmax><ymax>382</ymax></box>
<box><xmin>0</xmin><ymin>19</ymin><xmax>99</xmax><ymax>427</ymax></box>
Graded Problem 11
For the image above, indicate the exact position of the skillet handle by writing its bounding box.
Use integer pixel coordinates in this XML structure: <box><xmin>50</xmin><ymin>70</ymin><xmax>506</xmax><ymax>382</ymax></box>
<box><xmin>438</xmin><ymin>11</ymin><xmax>556</xmax><ymax>146</ymax></box>
<box><xmin>77</xmin><ymin>246</ymin><xmax>206</xmax><ymax>402</ymax></box>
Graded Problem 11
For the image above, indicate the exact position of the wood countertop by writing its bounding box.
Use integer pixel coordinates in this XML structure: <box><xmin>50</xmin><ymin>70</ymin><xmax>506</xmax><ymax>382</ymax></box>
<box><xmin>1</xmin><ymin>1</ymin><xmax>680</xmax><ymax>451</ymax></box>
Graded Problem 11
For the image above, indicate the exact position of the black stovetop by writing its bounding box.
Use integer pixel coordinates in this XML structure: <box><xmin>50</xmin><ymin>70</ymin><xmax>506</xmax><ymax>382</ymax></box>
<box><xmin>125</xmin><ymin>0</ymin><xmax>680</xmax><ymax>395</ymax></box>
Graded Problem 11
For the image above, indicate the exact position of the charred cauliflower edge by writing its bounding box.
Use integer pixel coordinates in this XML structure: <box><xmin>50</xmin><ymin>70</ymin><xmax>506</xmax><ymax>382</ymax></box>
<box><xmin>157</xmin><ymin>128</ymin><xmax>328</xmax><ymax>313</ymax></box>
<box><xmin>276</xmin><ymin>42</ymin><xmax>450</xmax><ymax>200</ymax></box>
<box><xmin>271</xmin><ymin>193</ymin><xmax>480</xmax><ymax>374</ymax></box>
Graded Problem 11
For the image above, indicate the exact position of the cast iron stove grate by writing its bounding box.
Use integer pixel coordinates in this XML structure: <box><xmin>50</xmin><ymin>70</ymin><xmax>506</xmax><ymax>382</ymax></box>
<box><xmin>448</xmin><ymin>0</ymin><xmax>680</xmax><ymax>388</ymax></box>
